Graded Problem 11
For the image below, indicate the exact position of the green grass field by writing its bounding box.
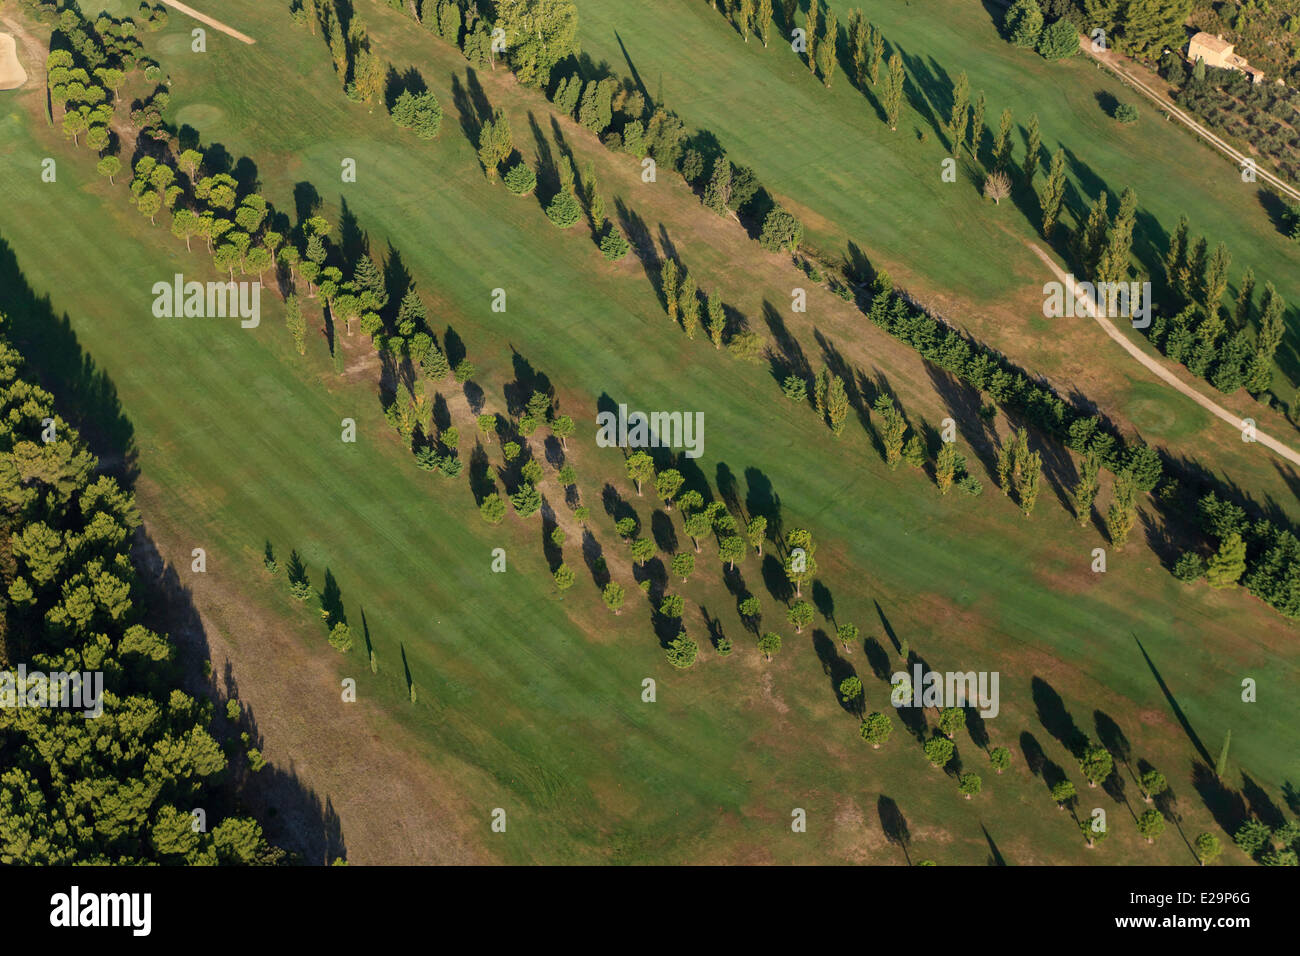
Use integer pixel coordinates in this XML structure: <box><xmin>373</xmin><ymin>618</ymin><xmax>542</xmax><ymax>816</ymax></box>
<box><xmin>0</xmin><ymin>0</ymin><xmax>1294</xmax><ymax>863</ymax></box>
<box><xmin>575</xmin><ymin>0</ymin><xmax>1300</xmax><ymax>407</ymax></box>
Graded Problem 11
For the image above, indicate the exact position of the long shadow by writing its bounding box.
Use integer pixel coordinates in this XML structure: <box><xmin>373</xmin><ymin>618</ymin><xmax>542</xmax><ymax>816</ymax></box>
<box><xmin>1133</xmin><ymin>634</ymin><xmax>1212</xmax><ymax>766</ymax></box>
<box><xmin>0</xmin><ymin>236</ymin><xmax>136</xmax><ymax>480</ymax></box>
<box><xmin>877</xmin><ymin>795</ymin><xmax>911</xmax><ymax>865</ymax></box>
<box><xmin>982</xmin><ymin>823</ymin><xmax>1007</xmax><ymax>865</ymax></box>
<box><xmin>1031</xmin><ymin>676</ymin><xmax>1087</xmax><ymax>757</ymax></box>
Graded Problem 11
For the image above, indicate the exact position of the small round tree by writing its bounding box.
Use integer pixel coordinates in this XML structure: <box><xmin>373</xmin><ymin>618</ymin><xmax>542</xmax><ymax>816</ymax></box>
<box><xmin>836</xmin><ymin>622</ymin><xmax>859</xmax><ymax>654</ymax></box>
<box><xmin>938</xmin><ymin>706</ymin><xmax>966</xmax><ymax>739</ymax></box>
<box><xmin>602</xmin><ymin>582</ymin><xmax>626</xmax><ymax>615</ymax></box>
<box><xmin>1051</xmin><ymin>779</ymin><xmax>1077</xmax><ymax>810</ymax></box>
<box><xmin>1136</xmin><ymin>808</ymin><xmax>1165</xmax><ymax>844</ymax></box>
<box><xmin>659</xmin><ymin>594</ymin><xmax>685</xmax><ymax>619</ymax></box>
<box><xmin>671</xmin><ymin>551</ymin><xmax>695</xmax><ymax>582</ymax></box>
<box><xmin>553</xmin><ymin>564</ymin><xmax>575</xmax><ymax>593</ymax></box>
<box><xmin>1113</xmin><ymin>102</ymin><xmax>1139</xmax><ymax>124</ymax></box>
<box><xmin>1080</xmin><ymin>745</ymin><xmax>1113</xmax><ymax>788</ymax></box>
<box><xmin>924</xmin><ymin>736</ymin><xmax>955</xmax><ymax>769</ymax></box>
<box><xmin>1139</xmin><ymin>769</ymin><xmax>1168</xmax><ymax>804</ymax></box>
<box><xmin>631</xmin><ymin>537</ymin><xmax>656</xmax><ymax>566</ymax></box>
<box><xmin>958</xmin><ymin>772</ymin><xmax>982</xmax><ymax>799</ymax></box>
<box><xmin>1080</xmin><ymin>816</ymin><xmax>1109</xmax><ymax>848</ymax></box>
<box><xmin>989</xmin><ymin>746</ymin><xmax>1011</xmax><ymax>774</ymax></box>
<box><xmin>1194</xmin><ymin>832</ymin><xmax>1222</xmax><ymax>866</ymax></box>
<box><xmin>787</xmin><ymin>600</ymin><xmax>814</xmax><ymax>634</ymax></box>
<box><xmin>757</xmin><ymin>631</ymin><xmax>782</xmax><ymax>662</ymax></box>
<box><xmin>860</xmin><ymin>711</ymin><xmax>892</xmax><ymax>749</ymax></box>
<box><xmin>838</xmin><ymin>676</ymin><xmax>863</xmax><ymax>714</ymax></box>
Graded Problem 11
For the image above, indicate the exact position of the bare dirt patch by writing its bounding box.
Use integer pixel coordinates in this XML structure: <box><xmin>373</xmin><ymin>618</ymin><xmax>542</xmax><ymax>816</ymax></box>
<box><xmin>0</xmin><ymin>33</ymin><xmax>27</xmax><ymax>91</ymax></box>
<box><xmin>134</xmin><ymin>474</ymin><xmax>490</xmax><ymax>865</ymax></box>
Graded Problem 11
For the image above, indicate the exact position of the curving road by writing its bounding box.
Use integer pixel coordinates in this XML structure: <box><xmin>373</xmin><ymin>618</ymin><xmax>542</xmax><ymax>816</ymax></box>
<box><xmin>1029</xmin><ymin>243</ymin><xmax>1300</xmax><ymax>468</ymax></box>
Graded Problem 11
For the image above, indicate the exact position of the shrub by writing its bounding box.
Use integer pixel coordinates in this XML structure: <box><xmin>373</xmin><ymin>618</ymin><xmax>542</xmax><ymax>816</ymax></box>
<box><xmin>503</xmin><ymin>160</ymin><xmax>536</xmax><ymax>195</ymax></box>
<box><xmin>545</xmin><ymin>191</ymin><xmax>582</xmax><ymax>228</ymax></box>
<box><xmin>665</xmin><ymin>632</ymin><xmax>698</xmax><ymax>668</ymax></box>
<box><xmin>479</xmin><ymin>495</ymin><xmax>507</xmax><ymax>524</ymax></box>
<box><xmin>759</xmin><ymin>206</ymin><xmax>803</xmax><ymax>254</ymax></box>
<box><xmin>1173</xmin><ymin>552</ymin><xmax>1206</xmax><ymax>582</ymax></box>
<box><xmin>600</xmin><ymin>227</ymin><xmax>630</xmax><ymax>261</ymax></box>
<box><xmin>328</xmin><ymin>622</ymin><xmax>353</xmax><ymax>653</ymax></box>
<box><xmin>1037</xmin><ymin>18</ymin><xmax>1079</xmax><ymax>61</ymax></box>
<box><xmin>726</xmin><ymin>331</ymin><xmax>764</xmax><ymax>363</ymax></box>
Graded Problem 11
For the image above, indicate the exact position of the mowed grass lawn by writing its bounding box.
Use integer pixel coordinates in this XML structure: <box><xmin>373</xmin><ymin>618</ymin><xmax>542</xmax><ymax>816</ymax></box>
<box><xmin>0</xmin><ymin>1</ymin><xmax>1293</xmax><ymax>862</ymax></box>
<box><xmin>575</xmin><ymin>0</ymin><xmax>1300</xmax><ymax>398</ymax></box>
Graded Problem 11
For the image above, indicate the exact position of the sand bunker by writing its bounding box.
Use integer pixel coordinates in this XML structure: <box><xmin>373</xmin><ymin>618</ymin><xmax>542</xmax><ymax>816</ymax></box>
<box><xmin>0</xmin><ymin>33</ymin><xmax>28</xmax><ymax>91</ymax></box>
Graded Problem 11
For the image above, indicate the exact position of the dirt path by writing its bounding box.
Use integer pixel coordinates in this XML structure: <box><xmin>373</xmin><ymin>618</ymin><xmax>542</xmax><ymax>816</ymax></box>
<box><xmin>158</xmin><ymin>0</ymin><xmax>256</xmax><ymax>45</ymax></box>
<box><xmin>1029</xmin><ymin>242</ymin><xmax>1300</xmax><ymax>467</ymax></box>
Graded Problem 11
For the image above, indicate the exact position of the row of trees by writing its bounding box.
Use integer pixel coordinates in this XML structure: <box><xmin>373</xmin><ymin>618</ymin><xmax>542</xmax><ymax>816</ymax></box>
<box><xmin>1154</xmin><ymin>217</ymin><xmax>1288</xmax><ymax>396</ymax></box>
<box><xmin>657</xmin><ymin>257</ymin><xmax>762</xmax><ymax>359</ymax></box>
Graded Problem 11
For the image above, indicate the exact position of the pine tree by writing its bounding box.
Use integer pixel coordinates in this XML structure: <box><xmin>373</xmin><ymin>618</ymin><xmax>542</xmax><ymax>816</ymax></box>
<box><xmin>1165</xmin><ymin>215</ymin><xmax>1190</xmax><ymax>297</ymax></box>
<box><xmin>868</xmin><ymin>21</ymin><xmax>884</xmax><ymax>87</ymax></box>
<box><xmin>1205</xmin><ymin>533</ymin><xmax>1247</xmax><ymax>588</ymax></box>
<box><xmin>1233</xmin><ymin>267</ymin><xmax>1255</xmax><ymax>329</ymax></box>
<box><xmin>679</xmin><ymin>274</ymin><xmax>700</xmax><ymax>338</ymax></box>
<box><xmin>996</xmin><ymin>439</ymin><xmax>1015</xmax><ymax>495</ymax></box>
<box><xmin>706</xmin><ymin>293</ymin><xmax>726</xmax><ymax>348</ymax></box>
<box><xmin>849</xmin><ymin>10</ymin><xmax>870</xmax><ymax>84</ymax></box>
<box><xmin>1106</xmin><ymin>469</ymin><xmax>1139</xmax><ymax>550</ymax></box>
<box><xmin>661</xmin><ymin>258</ymin><xmax>680</xmax><ymax>322</ymax></box>
<box><xmin>804</xmin><ymin>1</ymin><xmax>819</xmax><ymax>73</ymax></box>
<box><xmin>1079</xmin><ymin>191</ymin><xmax>1111</xmax><ymax>277</ymax></box>
<box><xmin>816</xmin><ymin>8</ymin><xmax>838</xmax><ymax>86</ymax></box>
<box><xmin>935</xmin><ymin>442</ymin><xmax>958</xmax><ymax>495</ymax></box>
<box><xmin>755</xmin><ymin>0</ymin><xmax>773</xmax><ymax>46</ymax></box>
<box><xmin>950</xmin><ymin>71</ymin><xmax>970</xmax><ymax>155</ymax></box>
<box><xmin>969</xmin><ymin>92</ymin><xmax>986</xmax><ymax>159</ymax></box>
<box><xmin>396</xmin><ymin>287</ymin><xmax>427</xmax><ymax>336</ymax></box>
<box><xmin>1186</xmin><ymin>236</ymin><xmax>1208</xmax><ymax>305</ymax></box>
<box><xmin>993</xmin><ymin>108</ymin><xmax>1014</xmax><ymax>171</ymax></box>
<box><xmin>1040</xmin><ymin>148</ymin><xmax>1067</xmax><ymax>239</ymax></box>
<box><xmin>882</xmin><ymin>54</ymin><xmax>905</xmax><ymax>131</ymax></box>
<box><xmin>704</xmin><ymin>153</ymin><xmax>733</xmax><ymax>215</ymax></box>
<box><xmin>285</xmin><ymin>293</ymin><xmax>306</xmax><ymax>355</ymax></box>
<box><xmin>826</xmin><ymin>374</ymin><xmax>849</xmax><ymax>436</ymax></box>
<box><xmin>1015</xmin><ymin>449</ymin><xmax>1042</xmax><ymax>517</ymax></box>
<box><xmin>1099</xmin><ymin>187</ymin><xmax>1138</xmax><ymax>285</ymax></box>
<box><xmin>1073</xmin><ymin>450</ymin><xmax>1101</xmax><ymax>525</ymax></box>
<box><xmin>1023</xmin><ymin>112</ymin><xmax>1041</xmax><ymax>184</ymax></box>
<box><xmin>1202</xmin><ymin>241</ymin><xmax>1232</xmax><ymax>317</ymax></box>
